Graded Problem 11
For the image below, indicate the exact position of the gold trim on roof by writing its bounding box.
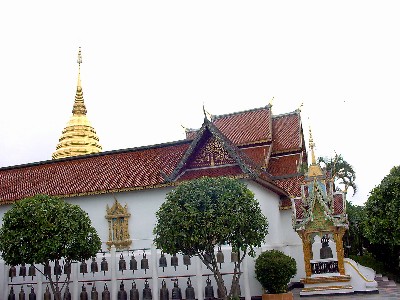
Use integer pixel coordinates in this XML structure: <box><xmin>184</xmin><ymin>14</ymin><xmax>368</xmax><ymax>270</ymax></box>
<box><xmin>52</xmin><ymin>47</ymin><xmax>102</xmax><ymax>160</ymax></box>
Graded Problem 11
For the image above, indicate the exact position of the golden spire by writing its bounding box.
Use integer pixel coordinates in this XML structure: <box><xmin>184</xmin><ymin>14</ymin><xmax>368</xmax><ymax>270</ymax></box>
<box><xmin>52</xmin><ymin>47</ymin><xmax>102</xmax><ymax>160</ymax></box>
<box><xmin>307</xmin><ymin>127</ymin><xmax>323</xmax><ymax>177</ymax></box>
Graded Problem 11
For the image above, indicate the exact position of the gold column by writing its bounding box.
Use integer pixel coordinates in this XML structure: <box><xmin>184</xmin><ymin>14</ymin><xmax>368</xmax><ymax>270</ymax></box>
<box><xmin>300</xmin><ymin>232</ymin><xmax>313</xmax><ymax>277</ymax></box>
<box><xmin>334</xmin><ymin>228</ymin><xmax>346</xmax><ymax>275</ymax></box>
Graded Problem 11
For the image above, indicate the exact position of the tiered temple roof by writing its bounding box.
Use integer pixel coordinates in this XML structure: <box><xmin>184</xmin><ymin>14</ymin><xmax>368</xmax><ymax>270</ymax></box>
<box><xmin>0</xmin><ymin>105</ymin><xmax>307</xmax><ymax>205</ymax></box>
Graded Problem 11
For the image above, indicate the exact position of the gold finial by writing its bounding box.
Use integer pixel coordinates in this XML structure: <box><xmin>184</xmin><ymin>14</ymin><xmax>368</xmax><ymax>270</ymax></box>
<box><xmin>309</xmin><ymin>127</ymin><xmax>316</xmax><ymax>165</ymax></box>
<box><xmin>77</xmin><ymin>47</ymin><xmax>82</xmax><ymax>88</ymax></box>
<box><xmin>298</xmin><ymin>101</ymin><xmax>304</xmax><ymax>112</ymax></box>
<box><xmin>308</xmin><ymin>126</ymin><xmax>323</xmax><ymax>177</ymax></box>
<box><xmin>269</xmin><ymin>96</ymin><xmax>274</xmax><ymax>106</ymax></box>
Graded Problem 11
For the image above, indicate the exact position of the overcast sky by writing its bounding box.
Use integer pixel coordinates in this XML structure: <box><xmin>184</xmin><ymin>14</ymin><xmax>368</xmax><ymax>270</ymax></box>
<box><xmin>1</xmin><ymin>1</ymin><xmax>399</xmax><ymax>205</ymax></box>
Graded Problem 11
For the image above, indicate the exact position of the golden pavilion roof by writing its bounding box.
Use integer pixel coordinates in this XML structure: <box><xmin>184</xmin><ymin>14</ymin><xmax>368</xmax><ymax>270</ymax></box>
<box><xmin>52</xmin><ymin>48</ymin><xmax>102</xmax><ymax>160</ymax></box>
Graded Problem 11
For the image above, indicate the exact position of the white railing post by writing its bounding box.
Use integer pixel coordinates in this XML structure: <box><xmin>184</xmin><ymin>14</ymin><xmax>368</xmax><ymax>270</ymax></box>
<box><xmin>243</xmin><ymin>255</ymin><xmax>251</xmax><ymax>300</ymax></box>
<box><xmin>110</xmin><ymin>245</ymin><xmax>117</xmax><ymax>300</ymax></box>
<box><xmin>151</xmin><ymin>244</ymin><xmax>159</xmax><ymax>300</ymax></box>
<box><xmin>196</xmin><ymin>256</ymin><xmax>203</xmax><ymax>300</ymax></box>
<box><xmin>3</xmin><ymin>263</ymin><xmax>9</xmax><ymax>300</ymax></box>
<box><xmin>72</xmin><ymin>261</ymin><xmax>79</xmax><ymax>300</ymax></box>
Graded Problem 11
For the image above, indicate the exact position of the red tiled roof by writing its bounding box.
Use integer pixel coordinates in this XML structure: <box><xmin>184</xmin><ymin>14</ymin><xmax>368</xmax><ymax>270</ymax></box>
<box><xmin>274</xmin><ymin>175</ymin><xmax>305</xmax><ymax>197</ymax></box>
<box><xmin>333</xmin><ymin>193</ymin><xmax>344</xmax><ymax>215</ymax></box>
<box><xmin>268</xmin><ymin>153</ymin><xmax>301</xmax><ymax>177</ymax></box>
<box><xmin>0</xmin><ymin>142</ymin><xmax>190</xmax><ymax>203</ymax></box>
<box><xmin>212</xmin><ymin>106</ymin><xmax>272</xmax><ymax>146</ymax></box>
<box><xmin>241</xmin><ymin>146</ymin><xmax>270</xmax><ymax>168</ymax></box>
<box><xmin>293</xmin><ymin>198</ymin><xmax>304</xmax><ymax>219</ymax></box>
<box><xmin>272</xmin><ymin>112</ymin><xmax>302</xmax><ymax>154</ymax></box>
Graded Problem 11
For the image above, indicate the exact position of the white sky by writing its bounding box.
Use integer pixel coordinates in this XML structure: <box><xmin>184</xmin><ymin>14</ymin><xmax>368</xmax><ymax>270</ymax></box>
<box><xmin>1</xmin><ymin>1</ymin><xmax>399</xmax><ymax>205</ymax></box>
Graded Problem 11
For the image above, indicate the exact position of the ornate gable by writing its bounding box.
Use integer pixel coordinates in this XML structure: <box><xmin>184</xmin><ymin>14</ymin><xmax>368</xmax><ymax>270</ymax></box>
<box><xmin>167</xmin><ymin>118</ymin><xmax>262</xmax><ymax>182</ymax></box>
<box><xmin>187</xmin><ymin>134</ymin><xmax>236</xmax><ymax>169</ymax></box>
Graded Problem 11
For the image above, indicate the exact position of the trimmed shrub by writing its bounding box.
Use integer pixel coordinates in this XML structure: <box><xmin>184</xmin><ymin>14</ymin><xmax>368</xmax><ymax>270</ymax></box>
<box><xmin>255</xmin><ymin>250</ymin><xmax>297</xmax><ymax>294</ymax></box>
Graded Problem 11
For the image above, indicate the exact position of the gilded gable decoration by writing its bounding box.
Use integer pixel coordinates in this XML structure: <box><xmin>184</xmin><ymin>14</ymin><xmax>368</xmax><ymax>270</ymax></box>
<box><xmin>105</xmin><ymin>197</ymin><xmax>132</xmax><ymax>250</ymax></box>
<box><xmin>190</xmin><ymin>136</ymin><xmax>235</xmax><ymax>168</ymax></box>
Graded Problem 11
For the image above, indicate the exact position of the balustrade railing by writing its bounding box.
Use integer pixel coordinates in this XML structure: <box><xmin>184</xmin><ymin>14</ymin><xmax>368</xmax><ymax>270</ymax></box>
<box><xmin>2</xmin><ymin>242</ymin><xmax>250</xmax><ymax>300</ymax></box>
<box><xmin>310</xmin><ymin>259</ymin><xmax>339</xmax><ymax>275</ymax></box>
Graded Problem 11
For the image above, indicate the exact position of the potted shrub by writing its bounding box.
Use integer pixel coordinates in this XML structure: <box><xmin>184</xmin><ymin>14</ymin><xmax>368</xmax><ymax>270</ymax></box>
<box><xmin>255</xmin><ymin>250</ymin><xmax>297</xmax><ymax>300</ymax></box>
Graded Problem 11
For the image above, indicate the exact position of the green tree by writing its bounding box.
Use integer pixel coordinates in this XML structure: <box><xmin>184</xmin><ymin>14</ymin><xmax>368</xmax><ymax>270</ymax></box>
<box><xmin>318</xmin><ymin>153</ymin><xmax>357</xmax><ymax>195</ymax></box>
<box><xmin>344</xmin><ymin>201</ymin><xmax>366</xmax><ymax>256</ymax></box>
<box><xmin>153</xmin><ymin>177</ymin><xmax>268</xmax><ymax>300</ymax></box>
<box><xmin>0</xmin><ymin>194</ymin><xmax>101</xmax><ymax>298</ymax></box>
<box><xmin>363</xmin><ymin>166</ymin><xmax>400</xmax><ymax>275</ymax></box>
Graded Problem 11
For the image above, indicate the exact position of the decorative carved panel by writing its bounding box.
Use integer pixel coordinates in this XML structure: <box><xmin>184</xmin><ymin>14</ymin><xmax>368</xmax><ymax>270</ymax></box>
<box><xmin>105</xmin><ymin>197</ymin><xmax>132</xmax><ymax>250</ymax></box>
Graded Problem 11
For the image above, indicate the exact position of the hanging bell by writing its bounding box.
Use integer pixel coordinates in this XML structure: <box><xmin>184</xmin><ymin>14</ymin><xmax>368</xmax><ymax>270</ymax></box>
<box><xmin>119</xmin><ymin>253</ymin><xmax>127</xmax><ymax>274</ymax></box>
<box><xmin>28</xmin><ymin>264</ymin><xmax>36</xmax><ymax>279</ymax></box>
<box><xmin>28</xmin><ymin>287</ymin><xmax>36</xmax><ymax>300</ymax></box>
<box><xmin>80</xmin><ymin>260</ymin><xmax>88</xmax><ymax>276</ymax></box>
<box><xmin>8</xmin><ymin>286</ymin><xmax>15</xmax><ymax>300</ymax></box>
<box><xmin>183</xmin><ymin>255</ymin><xmax>191</xmax><ymax>270</ymax></box>
<box><xmin>216</xmin><ymin>246</ymin><xmax>224</xmax><ymax>269</ymax></box>
<box><xmin>91</xmin><ymin>257</ymin><xmax>98</xmax><ymax>275</ymax></box>
<box><xmin>159</xmin><ymin>279</ymin><xmax>169</xmax><ymax>300</ymax></box>
<box><xmin>19</xmin><ymin>263</ymin><xmax>27</xmax><ymax>279</ymax></box>
<box><xmin>80</xmin><ymin>285</ymin><xmax>88</xmax><ymax>300</ymax></box>
<box><xmin>130</xmin><ymin>253</ymin><xmax>138</xmax><ymax>272</ymax></box>
<box><xmin>54</xmin><ymin>286</ymin><xmax>61</xmax><ymax>300</ymax></box>
<box><xmin>9</xmin><ymin>265</ymin><xmax>16</xmax><ymax>281</ymax></box>
<box><xmin>172</xmin><ymin>279</ymin><xmax>182</xmax><ymax>300</ymax></box>
<box><xmin>91</xmin><ymin>285</ymin><xmax>98</xmax><ymax>300</ymax></box>
<box><xmin>204</xmin><ymin>277</ymin><xmax>214</xmax><ymax>300</ymax></box>
<box><xmin>143</xmin><ymin>279</ymin><xmax>152</xmax><ymax>300</ymax></box>
<box><xmin>101</xmin><ymin>255</ymin><xmax>109</xmax><ymax>275</ymax></box>
<box><xmin>43</xmin><ymin>286</ymin><xmax>51</xmax><ymax>300</ymax></box>
<box><xmin>64</xmin><ymin>261</ymin><xmax>71</xmax><ymax>277</ymax></box>
<box><xmin>44</xmin><ymin>263</ymin><xmax>51</xmax><ymax>278</ymax></box>
<box><xmin>118</xmin><ymin>281</ymin><xmax>127</xmax><ymax>300</ymax></box>
<box><xmin>130</xmin><ymin>281</ymin><xmax>139</xmax><ymax>300</ymax></box>
<box><xmin>63</xmin><ymin>286</ymin><xmax>71</xmax><ymax>300</ymax></box>
<box><xmin>185</xmin><ymin>278</ymin><xmax>195</xmax><ymax>300</ymax></box>
<box><xmin>141</xmin><ymin>252</ymin><xmax>149</xmax><ymax>274</ymax></box>
<box><xmin>231</xmin><ymin>250</ymin><xmax>239</xmax><ymax>263</ymax></box>
<box><xmin>102</xmin><ymin>284</ymin><xmax>111</xmax><ymax>300</ymax></box>
<box><xmin>159</xmin><ymin>252</ymin><xmax>167</xmax><ymax>272</ymax></box>
<box><xmin>19</xmin><ymin>286</ymin><xmax>25</xmax><ymax>300</ymax></box>
<box><xmin>54</xmin><ymin>260</ymin><xmax>62</xmax><ymax>276</ymax></box>
<box><xmin>171</xmin><ymin>253</ymin><xmax>178</xmax><ymax>271</ymax></box>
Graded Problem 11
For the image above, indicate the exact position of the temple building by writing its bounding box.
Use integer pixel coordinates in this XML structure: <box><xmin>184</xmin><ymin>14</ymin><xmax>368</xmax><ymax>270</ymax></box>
<box><xmin>0</xmin><ymin>49</ymin><xmax>377</xmax><ymax>298</ymax></box>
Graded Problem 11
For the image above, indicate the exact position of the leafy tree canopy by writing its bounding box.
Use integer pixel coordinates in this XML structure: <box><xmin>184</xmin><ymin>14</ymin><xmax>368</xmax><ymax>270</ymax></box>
<box><xmin>318</xmin><ymin>153</ymin><xmax>357</xmax><ymax>195</ymax></box>
<box><xmin>153</xmin><ymin>176</ymin><xmax>268</xmax><ymax>299</ymax></box>
<box><xmin>364</xmin><ymin>166</ymin><xmax>400</xmax><ymax>247</ymax></box>
<box><xmin>0</xmin><ymin>194</ymin><xmax>101</xmax><ymax>266</ymax></box>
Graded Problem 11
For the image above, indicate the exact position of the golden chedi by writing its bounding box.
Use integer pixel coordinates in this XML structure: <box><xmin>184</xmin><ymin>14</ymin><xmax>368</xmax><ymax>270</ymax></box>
<box><xmin>52</xmin><ymin>48</ymin><xmax>102</xmax><ymax>159</ymax></box>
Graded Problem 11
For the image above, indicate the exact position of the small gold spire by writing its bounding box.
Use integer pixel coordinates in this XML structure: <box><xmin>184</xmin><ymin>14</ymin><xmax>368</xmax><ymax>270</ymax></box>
<box><xmin>269</xmin><ymin>96</ymin><xmax>274</xmax><ymax>106</ymax></box>
<box><xmin>307</xmin><ymin>127</ymin><xmax>323</xmax><ymax>177</ymax></box>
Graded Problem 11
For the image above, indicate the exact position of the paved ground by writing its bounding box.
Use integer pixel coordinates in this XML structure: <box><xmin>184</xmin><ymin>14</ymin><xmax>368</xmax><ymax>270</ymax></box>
<box><xmin>291</xmin><ymin>284</ymin><xmax>400</xmax><ymax>300</ymax></box>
